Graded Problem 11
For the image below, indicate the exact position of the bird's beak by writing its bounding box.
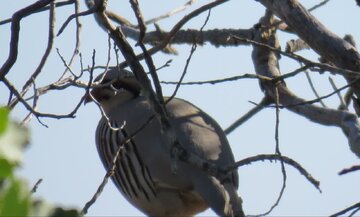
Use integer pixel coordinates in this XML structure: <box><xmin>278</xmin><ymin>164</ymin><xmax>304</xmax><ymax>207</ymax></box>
<box><xmin>84</xmin><ymin>90</ymin><xmax>94</xmax><ymax>105</ymax></box>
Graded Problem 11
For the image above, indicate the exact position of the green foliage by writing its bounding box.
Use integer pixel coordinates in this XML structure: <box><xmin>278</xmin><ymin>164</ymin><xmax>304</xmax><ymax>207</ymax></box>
<box><xmin>0</xmin><ymin>107</ymin><xmax>80</xmax><ymax>217</ymax></box>
<box><xmin>0</xmin><ymin>178</ymin><xmax>31</xmax><ymax>216</ymax></box>
<box><xmin>0</xmin><ymin>107</ymin><xmax>29</xmax><ymax>180</ymax></box>
<box><xmin>0</xmin><ymin>107</ymin><xmax>9</xmax><ymax>135</ymax></box>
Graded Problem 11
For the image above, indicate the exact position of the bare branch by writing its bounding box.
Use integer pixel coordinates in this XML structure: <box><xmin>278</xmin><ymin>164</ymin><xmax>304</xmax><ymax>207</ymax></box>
<box><xmin>308</xmin><ymin>0</ymin><xmax>331</xmax><ymax>12</ymax></box>
<box><xmin>225</xmin><ymin>97</ymin><xmax>272</xmax><ymax>135</ymax></box>
<box><xmin>228</xmin><ymin>154</ymin><xmax>320</xmax><ymax>191</ymax></box>
<box><xmin>264</xmin><ymin>86</ymin><xmax>287</xmax><ymax>216</ymax></box>
<box><xmin>143</xmin><ymin>0</ymin><xmax>196</xmax><ymax>26</ymax></box>
<box><xmin>330</xmin><ymin>202</ymin><xmax>360</xmax><ymax>217</ymax></box>
<box><xmin>257</xmin><ymin>0</ymin><xmax>360</xmax><ymax>99</ymax></box>
<box><xmin>0</xmin><ymin>0</ymin><xmax>75</xmax><ymax>26</ymax></box>
<box><xmin>121</xmin><ymin>25</ymin><xmax>254</xmax><ymax>47</ymax></box>
<box><xmin>129</xmin><ymin>0</ymin><xmax>166</xmax><ymax>107</ymax></box>
<box><xmin>305</xmin><ymin>70</ymin><xmax>327</xmax><ymax>107</ymax></box>
<box><xmin>232</xmin><ymin>35</ymin><xmax>360</xmax><ymax>78</ymax></box>
<box><xmin>9</xmin><ymin>1</ymin><xmax>56</xmax><ymax>109</ymax></box>
<box><xmin>21</xmin><ymin>78</ymin><xmax>39</xmax><ymax>126</ymax></box>
<box><xmin>329</xmin><ymin>77</ymin><xmax>347</xmax><ymax>110</ymax></box>
<box><xmin>30</xmin><ymin>178</ymin><xmax>43</xmax><ymax>194</ymax></box>
<box><xmin>167</xmin><ymin>43</ymin><xmax>197</xmax><ymax>104</ymax></box>
<box><xmin>339</xmin><ymin>164</ymin><xmax>360</xmax><ymax>175</ymax></box>
<box><xmin>166</xmin><ymin>9</ymin><xmax>211</xmax><ymax>103</ymax></box>
<box><xmin>251</xmin><ymin>14</ymin><xmax>360</xmax><ymax>158</ymax></box>
<box><xmin>0</xmin><ymin>0</ymin><xmax>54</xmax><ymax>80</ymax></box>
<box><xmin>2</xmin><ymin>50</ymin><xmax>95</xmax><ymax>123</ymax></box>
<box><xmin>114</xmin><ymin>0</ymin><xmax>232</xmax><ymax>69</ymax></box>
<box><xmin>161</xmin><ymin>73</ymin><xmax>272</xmax><ymax>85</ymax></box>
<box><xmin>58</xmin><ymin>0</ymin><xmax>82</xmax><ymax>81</ymax></box>
<box><xmin>57</xmin><ymin>7</ymin><xmax>94</xmax><ymax>36</ymax></box>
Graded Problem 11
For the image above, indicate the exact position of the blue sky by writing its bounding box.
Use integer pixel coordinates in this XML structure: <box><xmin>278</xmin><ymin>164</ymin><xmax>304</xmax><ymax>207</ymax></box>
<box><xmin>1</xmin><ymin>0</ymin><xmax>360</xmax><ymax>216</ymax></box>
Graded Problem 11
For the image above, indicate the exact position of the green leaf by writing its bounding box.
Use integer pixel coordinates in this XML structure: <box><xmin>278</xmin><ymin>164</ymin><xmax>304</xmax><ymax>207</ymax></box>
<box><xmin>0</xmin><ymin>107</ymin><xmax>9</xmax><ymax>135</ymax></box>
<box><xmin>0</xmin><ymin>178</ymin><xmax>31</xmax><ymax>217</ymax></box>
<box><xmin>0</xmin><ymin>120</ymin><xmax>30</xmax><ymax>166</ymax></box>
<box><xmin>0</xmin><ymin>159</ymin><xmax>13</xmax><ymax>179</ymax></box>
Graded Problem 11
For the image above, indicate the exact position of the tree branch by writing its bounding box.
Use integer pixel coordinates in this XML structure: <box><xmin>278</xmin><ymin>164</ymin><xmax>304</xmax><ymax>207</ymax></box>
<box><xmin>228</xmin><ymin>154</ymin><xmax>320</xmax><ymax>191</ymax></box>
<box><xmin>0</xmin><ymin>0</ymin><xmax>75</xmax><ymax>26</ymax></box>
<box><xmin>251</xmin><ymin>12</ymin><xmax>360</xmax><ymax>158</ymax></box>
<box><xmin>330</xmin><ymin>202</ymin><xmax>360</xmax><ymax>217</ymax></box>
<box><xmin>257</xmin><ymin>0</ymin><xmax>360</xmax><ymax>100</ymax></box>
<box><xmin>0</xmin><ymin>0</ymin><xmax>54</xmax><ymax>80</ymax></box>
<box><xmin>8</xmin><ymin>1</ymin><xmax>56</xmax><ymax>109</ymax></box>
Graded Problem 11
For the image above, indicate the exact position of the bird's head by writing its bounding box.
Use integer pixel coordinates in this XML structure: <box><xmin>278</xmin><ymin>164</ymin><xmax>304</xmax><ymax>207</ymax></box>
<box><xmin>84</xmin><ymin>68</ymin><xmax>142</xmax><ymax>111</ymax></box>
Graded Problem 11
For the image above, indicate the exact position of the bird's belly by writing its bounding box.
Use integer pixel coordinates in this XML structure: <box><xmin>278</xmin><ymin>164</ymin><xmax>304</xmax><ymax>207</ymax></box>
<box><xmin>132</xmin><ymin>187</ymin><xmax>208</xmax><ymax>216</ymax></box>
<box><xmin>97</xmin><ymin>121</ymin><xmax>207</xmax><ymax>216</ymax></box>
<box><xmin>110</xmin><ymin>142</ymin><xmax>208</xmax><ymax>216</ymax></box>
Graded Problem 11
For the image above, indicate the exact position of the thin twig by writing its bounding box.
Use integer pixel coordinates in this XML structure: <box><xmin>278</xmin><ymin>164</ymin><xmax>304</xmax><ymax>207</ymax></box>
<box><xmin>258</xmin><ymin>77</ymin><xmax>358</xmax><ymax>109</ymax></box>
<box><xmin>0</xmin><ymin>0</ymin><xmax>54</xmax><ymax>80</ymax></box>
<box><xmin>166</xmin><ymin>9</ymin><xmax>211</xmax><ymax>103</ymax></box>
<box><xmin>338</xmin><ymin>164</ymin><xmax>360</xmax><ymax>175</ymax></box>
<box><xmin>330</xmin><ymin>202</ymin><xmax>360</xmax><ymax>217</ymax></box>
<box><xmin>0</xmin><ymin>0</ymin><xmax>75</xmax><ymax>26</ymax></box>
<box><xmin>161</xmin><ymin>73</ymin><xmax>272</xmax><ymax>85</ymax></box>
<box><xmin>3</xmin><ymin>78</ymin><xmax>49</xmax><ymax>127</ymax></box>
<box><xmin>329</xmin><ymin>76</ymin><xmax>346</xmax><ymax>110</ymax></box>
<box><xmin>2</xmin><ymin>51</ymin><xmax>96</xmax><ymax>123</ymax></box>
<box><xmin>257</xmin><ymin>87</ymin><xmax>287</xmax><ymax>216</ymax></box>
<box><xmin>30</xmin><ymin>178</ymin><xmax>43</xmax><ymax>194</ymax></box>
<box><xmin>57</xmin><ymin>7</ymin><xmax>94</xmax><ymax>36</ymax></box>
<box><xmin>129</xmin><ymin>0</ymin><xmax>146</xmax><ymax>41</ymax></box>
<box><xmin>56</xmin><ymin>48</ymin><xmax>77</xmax><ymax>77</ymax></box>
<box><xmin>350</xmin><ymin>207</ymin><xmax>360</xmax><ymax>217</ymax></box>
<box><xmin>167</xmin><ymin>43</ymin><xmax>197</xmax><ymax>104</ymax></box>
<box><xmin>308</xmin><ymin>0</ymin><xmax>331</xmax><ymax>12</ymax></box>
<box><xmin>161</xmin><ymin>66</ymin><xmax>308</xmax><ymax>86</ymax></box>
<box><xmin>143</xmin><ymin>0</ymin><xmax>196</xmax><ymax>26</ymax></box>
<box><xmin>113</xmin><ymin>0</ymin><xmax>231</xmax><ymax>69</ymax></box>
<box><xmin>281</xmin><ymin>78</ymin><xmax>356</xmax><ymax>108</ymax></box>
<box><xmin>21</xmin><ymin>78</ymin><xmax>39</xmax><ymax>126</ymax></box>
<box><xmin>9</xmin><ymin>1</ymin><xmax>56</xmax><ymax>109</ymax></box>
<box><xmin>156</xmin><ymin>59</ymin><xmax>173</xmax><ymax>71</ymax></box>
<box><xmin>57</xmin><ymin>0</ymin><xmax>82</xmax><ymax>81</ymax></box>
<box><xmin>231</xmin><ymin>35</ymin><xmax>360</xmax><ymax>78</ymax></box>
<box><xmin>305</xmin><ymin>70</ymin><xmax>327</xmax><ymax>107</ymax></box>
<box><xmin>225</xmin><ymin>97</ymin><xmax>272</xmax><ymax>135</ymax></box>
<box><xmin>228</xmin><ymin>154</ymin><xmax>320</xmax><ymax>191</ymax></box>
<box><xmin>129</xmin><ymin>0</ymin><xmax>166</xmax><ymax>107</ymax></box>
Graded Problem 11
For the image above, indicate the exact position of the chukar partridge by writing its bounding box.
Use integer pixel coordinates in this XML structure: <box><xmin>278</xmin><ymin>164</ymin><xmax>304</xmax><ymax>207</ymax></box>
<box><xmin>85</xmin><ymin>68</ymin><xmax>244</xmax><ymax>217</ymax></box>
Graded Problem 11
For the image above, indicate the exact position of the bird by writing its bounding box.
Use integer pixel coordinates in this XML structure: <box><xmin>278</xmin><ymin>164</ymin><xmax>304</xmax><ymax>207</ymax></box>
<box><xmin>85</xmin><ymin>68</ymin><xmax>244</xmax><ymax>217</ymax></box>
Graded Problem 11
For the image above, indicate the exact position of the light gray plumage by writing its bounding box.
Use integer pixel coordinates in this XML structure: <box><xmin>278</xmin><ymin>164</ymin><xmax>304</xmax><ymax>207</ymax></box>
<box><xmin>86</xmin><ymin>68</ymin><xmax>244</xmax><ymax>217</ymax></box>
